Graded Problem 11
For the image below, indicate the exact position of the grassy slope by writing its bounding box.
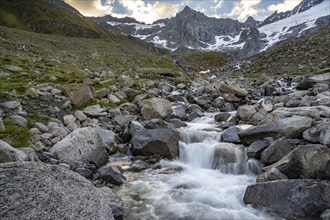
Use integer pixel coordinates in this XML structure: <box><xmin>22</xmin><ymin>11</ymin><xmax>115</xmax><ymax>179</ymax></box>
<box><xmin>245</xmin><ymin>25</ymin><xmax>330</xmax><ymax>76</ymax></box>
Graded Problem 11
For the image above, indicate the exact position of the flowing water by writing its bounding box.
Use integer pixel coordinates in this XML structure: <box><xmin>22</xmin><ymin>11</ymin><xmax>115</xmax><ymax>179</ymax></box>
<box><xmin>119</xmin><ymin>114</ymin><xmax>275</xmax><ymax>220</ymax></box>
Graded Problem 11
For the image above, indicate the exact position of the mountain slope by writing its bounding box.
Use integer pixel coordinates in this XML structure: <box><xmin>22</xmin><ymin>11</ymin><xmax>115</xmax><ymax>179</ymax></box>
<box><xmin>0</xmin><ymin>0</ymin><xmax>116</xmax><ymax>38</ymax></box>
<box><xmin>92</xmin><ymin>0</ymin><xmax>330</xmax><ymax>58</ymax></box>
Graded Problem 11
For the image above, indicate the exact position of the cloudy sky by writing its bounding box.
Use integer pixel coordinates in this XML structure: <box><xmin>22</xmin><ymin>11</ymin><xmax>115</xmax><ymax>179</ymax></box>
<box><xmin>64</xmin><ymin>0</ymin><xmax>304</xmax><ymax>23</ymax></box>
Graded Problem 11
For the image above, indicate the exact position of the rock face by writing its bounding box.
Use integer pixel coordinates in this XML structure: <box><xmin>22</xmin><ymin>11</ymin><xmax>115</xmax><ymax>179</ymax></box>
<box><xmin>239</xmin><ymin>116</ymin><xmax>312</xmax><ymax>145</ymax></box>
<box><xmin>0</xmin><ymin>140</ymin><xmax>27</xmax><ymax>163</ymax></box>
<box><xmin>140</xmin><ymin>98</ymin><xmax>172</xmax><ymax>120</ymax></box>
<box><xmin>49</xmin><ymin>127</ymin><xmax>108</xmax><ymax>167</ymax></box>
<box><xmin>244</xmin><ymin>179</ymin><xmax>330</xmax><ymax>219</ymax></box>
<box><xmin>130</xmin><ymin>121</ymin><xmax>179</xmax><ymax>159</ymax></box>
<box><xmin>0</xmin><ymin>162</ymin><xmax>114</xmax><ymax>220</ymax></box>
<box><xmin>61</xmin><ymin>84</ymin><xmax>95</xmax><ymax>107</ymax></box>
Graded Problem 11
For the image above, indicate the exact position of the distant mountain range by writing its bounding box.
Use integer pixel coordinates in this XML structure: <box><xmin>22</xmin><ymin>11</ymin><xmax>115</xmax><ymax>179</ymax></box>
<box><xmin>90</xmin><ymin>0</ymin><xmax>330</xmax><ymax>58</ymax></box>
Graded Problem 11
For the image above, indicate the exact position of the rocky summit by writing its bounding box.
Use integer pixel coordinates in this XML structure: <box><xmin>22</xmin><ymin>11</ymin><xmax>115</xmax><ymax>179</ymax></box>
<box><xmin>0</xmin><ymin>0</ymin><xmax>329</xmax><ymax>219</ymax></box>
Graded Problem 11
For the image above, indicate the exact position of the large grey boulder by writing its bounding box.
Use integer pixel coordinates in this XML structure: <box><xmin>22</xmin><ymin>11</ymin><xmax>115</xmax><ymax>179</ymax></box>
<box><xmin>237</xmin><ymin>105</ymin><xmax>256</xmax><ymax>121</ymax></box>
<box><xmin>0</xmin><ymin>162</ymin><xmax>114</xmax><ymax>220</ymax></box>
<box><xmin>49</xmin><ymin>127</ymin><xmax>108</xmax><ymax>167</ymax></box>
<box><xmin>130</xmin><ymin>121</ymin><xmax>179</xmax><ymax>159</ymax></box>
<box><xmin>244</xmin><ymin>179</ymin><xmax>330</xmax><ymax>219</ymax></box>
<box><xmin>140</xmin><ymin>98</ymin><xmax>172</xmax><ymax>120</ymax></box>
<box><xmin>297</xmin><ymin>73</ymin><xmax>330</xmax><ymax>90</ymax></box>
<box><xmin>239</xmin><ymin>116</ymin><xmax>312</xmax><ymax>145</ymax></box>
<box><xmin>61</xmin><ymin>84</ymin><xmax>95</xmax><ymax>108</ymax></box>
<box><xmin>264</xmin><ymin>144</ymin><xmax>330</xmax><ymax>179</ymax></box>
<box><xmin>0</xmin><ymin>140</ymin><xmax>27</xmax><ymax>163</ymax></box>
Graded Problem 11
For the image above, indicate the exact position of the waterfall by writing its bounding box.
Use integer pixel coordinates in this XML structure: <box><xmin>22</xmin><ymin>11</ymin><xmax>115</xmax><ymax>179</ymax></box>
<box><xmin>119</xmin><ymin>114</ymin><xmax>274</xmax><ymax>220</ymax></box>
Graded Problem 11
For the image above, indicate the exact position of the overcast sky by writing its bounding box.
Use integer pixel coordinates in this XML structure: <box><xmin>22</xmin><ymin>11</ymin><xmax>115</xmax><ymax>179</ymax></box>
<box><xmin>64</xmin><ymin>0</ymin><xmax>304</xmax><ymax>23</ymax></box>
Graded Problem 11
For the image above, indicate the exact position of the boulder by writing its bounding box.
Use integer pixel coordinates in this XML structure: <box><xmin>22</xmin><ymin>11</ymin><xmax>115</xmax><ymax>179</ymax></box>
<box><xmin>130</xmin><ymin>121</ymin><xmax>179</xmax><ymax>159</ymax></box>
<box><xmin>264</xmin><ymin>144</ymin><xmax>330</xmax><ymax>180</ymax></box>
<box><xmin>303</xmin><ymin>127</ymin><xmax>320</xmax><ymax>143</ymax></box>
<box><xmin>260</xmin><ymin>138</ymin><xmax>300</xmax><ymax>165</ymax></box>
<box><xmin>49</xmin><ymin>127</ymin><xmax>108</xmax><ymax>167</ymax></box>
<box><xmin>272</xmin><ymin>106</ymin><xmax>330</xmax><ymax>119</ymax></box>
<box><xmin>0</xmin><ymin>100</ymin><xmax>20</xmax><ymax>109</ymax></box>
<box><xmin>218</xmin><ymin>83</ymin><xmax>248</xmax><ymax>97</ymax></box>
<box><xmin>213</xmin><ymin>96</ymin><xmax>225</xmax><ymax>108</ymax></box>
<box><xmin>83</xmin><ymin>105</ymin><xmax>107</xmax><ymax>117</ymax></box>
<box><xmin>297</xmin><ymin>73</ymin><xmax>330</xmax><ymax>90</ymax></box>
<box><xmin>8</xmin><ymin>115</ymin><xmax>27</xmax><ymax>127</ymax></box>
<box><xmin>244</xmin><ymin>179</ymin><xmax>330</xmax><ymax>219</ymax></box>
<box><xmin>239</xmin><ymin>116</ymin><xmax>312</xmax><ymax>145</ymax></box>
<box><xmin>246</xmin><ymin>138</ymin><xmax>272</xmax><ymax>159</ymax></box>
<box><xmin>60</xmin><ymin>84</ymin><xmax>95</xmax><ymax>108</ymax></box>
<box><xmin>256</xmin><ymin>168</ymin><xmax>288</xmax><ymax>182</ymax></box>
<box><xmin>221</xmin><ymin>127</ymin><xmax>241</xmax><ymax>143</ymax></box>
<box><xmin>0</xmin><ymin>140</ymin><xmax>27</xmax><ymax>163</ymax></box>
<box><xmin>319</xmin><ymin>124</ymin><xmax>330</xmax><ymax>147</ymax></box>
<box><xmin>140</xmin><ymin>98</ymin><xmax>172</xmax><ymax>120</ymax></box>
<box><xmin>0</xmin><ymin>162</ymin><xmax>115</xmax><ymax>220</ymax></box>
<box><xmin>237</xmin><ymin>105</ymin><xmax>256</xmax><ymax>121</ymax></box>
<box><xmin>214</xmin><ymin>112</ymin><xmax>231</xmax><ymax>122</ymax></box>
<box><xmin>97</xmin><ymin>166</ymin><xmax>126</xmax><ymax>186</ymax></box>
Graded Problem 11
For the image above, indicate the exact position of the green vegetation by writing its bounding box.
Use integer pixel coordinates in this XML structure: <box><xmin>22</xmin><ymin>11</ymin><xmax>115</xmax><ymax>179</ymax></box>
<box><xmin>176</xmin><ymin>51</ymin><xmax>230</xmax><ymax>71</ymax></box>
<box><xmin>0</xmin><ymin>121</ymin><xmax>31</xmax><ymax>148</ymax></box>
<box><xmin>0</xmin><ymin>56</ymin><xmax>86</xmax><ymax>94</ymax></box>
<box><xmin>26</xmin><ymin>113</ymin><xmax>51</xmax><ymax>128</ymax></box>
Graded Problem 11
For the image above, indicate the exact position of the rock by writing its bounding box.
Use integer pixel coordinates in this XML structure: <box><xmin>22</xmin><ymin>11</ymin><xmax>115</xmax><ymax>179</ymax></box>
<box><xmin>169</xmin><ymin>118</ymin><xmax>187</xmax><ymax>128</ymax></box>
<box><xmin>213</xmin><ymin>96</ymin><xmax>225</xmax><ymax>108</ymax></box>
<box><xmin>247</xmin><ymin>138</ymin><xmax>272</xmax><ymax>159</ymax></box>
<box><xmin>35</xmin><ymin>122</ymin><xmax>49</xmax><ymax>132</ymax></box>
<box><xmin>74</xmin><ymin>110</ymin><xmax>87</xmax><ymax>121</ymax></box>
<box><xmin>108</xmin><ymin>94</ymin><xmax>121</xmax><ymax>104</ymax></box>
<box><xmin>265</xmin><ymin>144</ymin><xmax>330</xmax><ymax>180</ymax></box>
<box><xmin>244</xmin><ymin>179</ymin><xmax>330</xmax><ymax>219</ymax></box>
<box><xmin>95</xmin><ymin>128</ymin><xmax>117</xmax><ymax>154</ymax></box>
<box><xmin>130</xmin><ymin>121</ymin><xmax>179</xmax><ymax>159</ymax></box>
<box><xmin>321</xmin><ymin>209</ymin><xmax>330</xmax><ymax>220</ymax></box>
<box><xmin>0</xmin><ymin>100</ymin><xmax>20</xmax><ymax>109</ymax></box>
<box><xmin>63</xmin><ymin>114</ymin><xmax>76</xmax><ymax>125</ymax></box>
<box><xmin>125</xmin><ymin>160</ymin><xmax>149</xmax><ymax>172</ymax></box>
<box><xmin>140</xmin><ymin>98</ymin><xmax>172</xmax><ymax>120</ymax></box>
<box><xmin>96</xmin><ymin>88</ymin><xmax>110</xmax><ymax>98</ymax></box>
<box><xmin>239</xmin><ymin>116</ymin><xmax>312</xmax><ymax>145</ymax></box>
<box><xmin>0</xmin><ymin>140</ymin><xmax>27</xmax><ymax>163</ymax></box>
<box><xmin>83</xmin><ymin>105</ymin><xmax>107</xmax><ymax>117</ymax></box>
<box><xmin>50</xmin><ymin>126</ymin><xmax>69</xmax><ymax>138</ymax></box>
<box><xmin>237</xmin><ymin>105</ymin><xmax>256</xmax><ymax>121</ymax></box>
<box><xmin>272</xmin><ymin>106</ymin><xmax>330</xmax><ymax>119</ymax></box>
<box><xmin>172</xmin><ymin>104</ymin><xmax>187</xmax><ymax>120</ymax></box>
<box><xmin>114</xmin><ymin>91</ymin><xmax>127</xmax><ymax>100</ymax></box>
<box><xmin>18</xmin><ymin>148</ymin><xmax>39</xmax><ymax>162</ymax></box>
<box><xmin>256</xmin><ymin>168</ymin><xmax>288</xmax><ymax>182</ymax></box>
<box><xmin>49</xmin><ymin>127</ymin><xmax>108</xmax><ymax>167</ymax></box>
<box><xmin>222</xmin><ymin>93</ymin><xmax>241</xmax><ymax>102</ymax></box>
<box><xmin>119</xmin><ymin>103</ymin><xmax>139</xmax><ymax>114</ymax></box>
<box><xmin>118</xmin><ymin>75</ymin><xmax>135</xmax><ymax>87</ymax></box>
<box><xmin>0</xmin><ymin>162</ymin><xmax>115</xmax><ymax>220</ymax></box>
<box><xmin>319</xmin><ymin>124</ymin><xmax>330</xmax><ymax>147</ymax></box>
<box><xmin>297</xmin><ymin>73</ymin><xmax>330</xmax><ymax>90</ymax></box>
<box><xmin>0</xmin><ymin>118</ymin><xmax>5</xmax><ymax>131</ymax></box>
<box><xmin>219</xmin><ymin>83</ymin><xmax>248</xmax><ymax>97</ymax></box>
<box><xmin>221</xmin><ymin>127</ymin><xmax>241</xmax><ymax>143</ymax></box>
<box><xmin>8</xmin><ymin>115</ymin><xmax>27</xmax><ymax>127</ymax></box>
<box><xmin>97</xmin><ymin>166</ymin><xmax>126</xmax><ymax>185</ymax></box>
<box><xmin>303</xmin><ymin>127</ymin><xmax>320</xmax><ymax>143</ymax></box>
<box><xmin>60</xmin><ymin>84</ymin><xmax>95</xmax><ymax>108</ymax></box>
<box><xmin>98</xmin><ymin>187</ymin><xmax>124</xmax><ymax>220</ymax></box>
<box><xmin>0</xmin><ymin>71</ymin><xmax>10</xmax><ymax>78</ymax></box>
<box><xmin>261</xmin><ymin>138</ymin><xmax>300</xmax><ymax>165</ymax></box>
<box><xmin>6</xmin><ymin>65</ymin><xmax>22</xmax><ymax>72</ymax></box>
<box><xmin>214</xmin><ymin>112</ymin><xmax>231</xmax><ymax>122</ymax></box>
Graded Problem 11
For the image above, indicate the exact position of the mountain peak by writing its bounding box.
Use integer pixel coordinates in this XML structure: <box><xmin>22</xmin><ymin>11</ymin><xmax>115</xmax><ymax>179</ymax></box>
<box><xmin>182</xmin><ymin>6</ymin><xmax>194</xmax><ymax>12</ymax></box>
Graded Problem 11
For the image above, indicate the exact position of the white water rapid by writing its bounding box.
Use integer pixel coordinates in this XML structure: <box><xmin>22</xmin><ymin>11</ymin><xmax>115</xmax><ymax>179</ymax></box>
<box><xmin>119</xmin><ymin>114</ymin><xmax>275</xmax><ymax>220</ymax></box>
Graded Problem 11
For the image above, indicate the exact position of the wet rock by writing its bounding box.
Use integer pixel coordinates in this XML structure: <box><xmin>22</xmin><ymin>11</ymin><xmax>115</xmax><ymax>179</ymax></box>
<box><xmin>140</xmin><ymin>98</ymin><xmax>172</xmax><ymax>120</ymax></box>
<box><xmin>0</xmin><ymin>140</ymin><xmax>27</xmax><ymax>163</ymax></box>
<box><xmin>265</xmin><ymin>144</ymin><xmax>330</xmax><ymax>179</ymax></box>
<box><xmin>238</xmin><ymin>105</ymin><xmax>256</xmax><ymax>121</ymax></box>
<box><xmin>49</xmin><ymin>127</ymin><xmax>108</xmax><ymax>167</ymax></box>
<box><xmin>172</xmin><ymin>104</ymin><xmax>187</xmax><ymax>120</ymax></box>
<box><xmin>221</xmin><ymin>127</ymin><xmax>241</xmax><ymax>143</ymax></box>
<box><xmin>261</xmin><ymin>138</ymin><xmax>300</xmax><ymax>165</ymax></box>
<box><xmin>125</xmin><ymin>160</ymin><xmax>149</xmax><ymax>172</ymax></box>
<box><xmin>169</xmin><ymin>118</ymin><xmax>187</xmax><ymax>128</ymax></box>
<box><xmin>0</xmin><ymin>162</ymin><xmax>115</xmax><ymax>220</ymax></box>
<box><xmin>214</xmin><ymin>112</ymin><xmax>231</xmax><ymax>122</ymax></box>
<box><xmin>247</xmin><ymin>138</ymin><xmax>272</xmax><ymax>159</ymax></box>
<box><xmin>239</xmin><ymin>116</ymin><xmax>312</xmax><ymax>145</ymax></box>
<box><xmin>130</xmin><ymin>121</ymin><xmax>179</xmax><ymax>159</ymax></box>
<box><xmin>256</xmin><ymin>168</ymin><xmax>288</xmax><ymax>182</ymax></box>
<box><xmin>60</xmin><ymin>84</ymin><xmax>95</xmax><ymax>108</ymax></box>
<box><xmin>97</xmin><ymin>166</ymin><xmax>126</xmax><ymax>185</ymax></box>
<box><xmin>244</xmin><ymin>179</ymin><xmax>330</xmax><ymax>219</ymax></box>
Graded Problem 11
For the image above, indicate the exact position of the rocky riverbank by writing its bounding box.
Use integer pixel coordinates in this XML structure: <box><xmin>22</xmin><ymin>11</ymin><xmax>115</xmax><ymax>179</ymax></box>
<box><xmin>1</xmin><ymin>67</ymin><xmax>329</xmax><ymax>219</ymax></box>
